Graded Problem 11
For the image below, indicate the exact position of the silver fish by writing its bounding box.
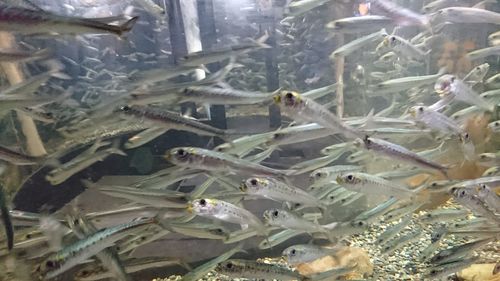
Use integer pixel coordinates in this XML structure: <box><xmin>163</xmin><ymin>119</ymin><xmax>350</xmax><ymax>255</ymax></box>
<box><xmin>188</xmin><ymin>198</ymin><xmax>267</xmax><ymax>234</ymax></box>
<box><xmin>0</xmin><ymin>4</ymin><xmax>138</xmax><ymax>36</ymax></box>
<box><xmin>165</xmin><ymin>147</ymin><xmax>294</xmax><ymax>176</ymax></box>
<box><xmin>336</xmin><ymin>172</ymin><xmax>421</xmax><ymax>199</ymax></box>
<box><xmin>273</xmin><ymin>91</ymin><xmax>362</xmax><ymax>139</ymax></box>
<box><xmin>282</xmin><ymin>244</ymin><xmax>343</xmax><ymax>265</ymax></box>
<box><xmin>240</xmin><ymin>177</ymin><xmax>324</xmax><ymax>210</ymax></box>
<box><xmin>433</xmin><ymin>7</ymin><xmax>500</xmax><ymax>25</ymax></box>
<box><xmin>326</xmin><ymin>16</ymin><xmax>392</xmax><ymax>33</ymax></box>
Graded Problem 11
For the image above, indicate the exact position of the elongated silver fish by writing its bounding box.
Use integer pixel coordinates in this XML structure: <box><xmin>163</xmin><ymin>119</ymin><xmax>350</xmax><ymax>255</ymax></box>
<box><xmin>263</xmin><ymin>208</ymin><xmax>333</xmax><ymax>234</ymax></box>
<box><xmin>216</xmin><ymin>259</ymin><xmax>307</xmax><ymax>280</ymax></box>
<box><xmin>188</xmin><ymin>198</ymin><xmax>267</xmax><ymax>234</ymax></box>
<box><xmin>326</xmin><ymin>16</ymin><xmax>392</xmax><ymax>33</ymax></box>
<box><xmin>435</xmin><ymin>75</ymin><xmax>494</xmax><ymax>111</ymax></box>
<box><xmin>371</xmin><ymin>0</ymin><xmax>429</xmax><ymax>26</ymax></box>
<box><xmin>35</xmin><ymin>217</ymin><xmax>155</xmax><ymax>279</ymax></box>
<box><xmin>357</xmin><ymin>136</ymin><xmax>448</xmax><ymax>176</ymax></box>
<box><xmin>336</xmin><ymin>172</ymin><xmax>421</xmax><ymax>199</ymax></box>
<box><xmin>425</xmin><ymin>256</ymin><xmax>480</xmax><ymax>279</ymax></box>
<box><xmin>119</xmin><ymin>105</ymin><xmax>229</xmax><ymax>138</ymax></box>
<box><xmin>0</xmin><ymin>4</ymin><xmax>138</xmax><ymax>36</ymax></box>
<box><xmin>273</xmin><ymin>91</ymin><xmax>362</xmax><ymax>139</ymax></box>
<box><xmin>430</xmin><ymin>237</ymin><xmax>494</xmax><ymax>265</ymax></box>
<box><xmin>476</xmin><ymin>184</ymin><xmax>500</xmax><ymax>214</ymax></box>
<box><xmin>165</xmin><ymin>147</ymin><xmax>294</xmax><ymax>176</ymax></box>
<box><xmin>241</xmin><ymin>177</ymin><xmax>324</xmax><ymax>210</ymax></box>
<box><xmin>282</xmin><ymin>244</ymin><xmax>343</xmax><ymax>265</ymax></box>
<box><xmin>330</xmin><ymin>28</ymin><xmax>387</xmax><ymax>58</ymax></box>
<box><xmin>452</xmin><ymin>187</ymin><xmax>500</xmax><ymax>224</ymax></box>
<box><xmin>433</xmin><ymin>7</ymin><xmax>500</xmax><ymax>25</ymax></box>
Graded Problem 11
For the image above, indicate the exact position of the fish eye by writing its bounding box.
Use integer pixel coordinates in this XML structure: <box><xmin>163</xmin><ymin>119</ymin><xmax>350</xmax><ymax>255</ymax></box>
<box><xmin>390</xmin><ymin>36</ymin><xmax>396</xmax><ymax>42</ymax></box>
<box><xmin>176</xmin><ymin>148</ymin><xmax>187</xmax><ymax>158</ymax></box>
<box><xmin>120</xmin><ymin>105</ymin><xmax>131</xmax><ymax>112</ymax></box>
<box><xmin>460</xmin><ymin>190</ymin><xmax>466</xmax><ymax>197</ymax></box>
<box><xmin>273</xmin><ymin>210</ymin><xmax>279</xmax><ymax>217</ymax></box>
<box><xmin>450</xmin><ymin>76</ymin><xmax>455</xmax><ymax>82</ymax></box>
<box><xmin>215</xmin><ymin>228</ymin><xmax>224</xmax><ymax>234</ymax></box>
<box><xmin>346</xmin><ymin>174</ymin><xmax>354</xmax><ymax>182</ymax></box>
<box><xmin>476</xmin><ymin>66</ymin><xmax>480</xmax><ymax>70</ymax></box>
<box><xmin>290</xmin><ymin>249</ymin><xmax>296</xmax><ymax>255</ymax></box>
<box><xmin>250</xmin><ymin>179</ymin><xmax>258</xmax><ymax>186</ymax></box>
<box><xmin>45</xmin><ymin>260</ymin><xmax>55</xmax><ymax>268</ymax></box>
<box><xmin>81</xmin><ymin>270</ymin><xmax>89</xmax><ymax>276</ymax></box>
<box><xmin>225</xmin><ymin>262</ymin><xmax>233</xmax><ymax>269</ymax></box>
<box><xmin>418</xmin><ymin>106</ymin><xmax>424</xmax><ymax>112</ymax></box>
<box><xmin>199</xmin><ymin>199</ymin><xmax>206</xmax><ymax>206</ymax></box>
<box><xmin>431</xmin><ymin>182</ymin><xmax>438</xmax><ymax>187</ymax></box>
<box><xmin>430</xmin><ymin>269</ymin><xmax>437</xmax><ymax>275</ymax></box>
<box><xmin>25</xmin><ymin>233</ymin><xmax>32</xmax><ymax>239</ymax></box>
<box><xmin>358</xmin><ymin>221</ymin><xmax>364</xmax><ymax>226</ymax></box>
<box><xmin>315</xmin><ymin>172</ymin><xmax>323</xmax><ymax>179</ymax></box>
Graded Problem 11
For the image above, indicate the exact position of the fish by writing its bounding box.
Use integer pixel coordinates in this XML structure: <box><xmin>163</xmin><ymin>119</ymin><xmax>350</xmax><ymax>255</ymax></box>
<box><xmin>273</xmin><ymin>91</ymin><xmax>362</xmax><ymax>139</ymax></box>
<box><xmin>452</xmin><ymin>187</ymin><xmax>500</xmax><ymax>224</ymax></box>
<box><xmin>409</xmin><ymin>105</ymin><xmax>463</xmax><ymax>135</ymax></box>
<box><xmin>381</xmin><ymin>228</ymin><xmax>423</xmax><ymax>254</ymax></box>
<box><xmin>425</xmin><ymin>256</ymin><xmax>480</xmax><ymax>279</ymax></box>
<box><xmin>161</xmin><ymin>222</ymin><xmax>230</xmax><ymax>240</ymax></box>
<box><xmin>336</xmin><ymin>172</ymin><xmax>423</xmax><ymax>199</ymax></box>
<box><xmin>434</xmin><ymin>74</ymin><xmax>494</xmax><ymax>111</ymax></box>
<box><xmin>310</xmin><ymin>165</ymin><xmax>363</xmax><ymax>185</ymax></box>
<box><xmin>164</xmin><ymin>147</ymin><xmax>294</xmax><ymax>176</ymax></box>
<box><xmin>258</xmin><ymin>229</ymin><xmax>306</xmax><ymax>250</ymax></box>
<box><xmin>0</xmin><ymin>47</ymin><xmax>51</xmax><ymax>62</ymax></box>
<box><xmin>178</xmin><ymin>40</ymin><xmax>269</xmax><ymax>67</ymax></box>
<box><xmin>282</xmin><ymin>244</ymin><xmax>343</xmax><ymax>265</ymax></box>
<box><xmin>329</xmin><ymin>29</ymin><xmax>387</xmax><ymax>58</ymax></box>
<box><xmin>68</xmin><ymin>215</ymin><xmax>131</xmax><ymax>281</ymax></box>
<box><xmin>430</xmin><ymin>237</ymin><xmax>495</xmax><ymax>265</ymax></box>
<box><xmin>176</xmin><ymin>86</ymin><xmax>277</xmax><ymax>105</ymax></box>
<box><xmin>188</xmin><ymin>198</ymin><xmax>267</xmax><ymax>234</ymax></box>
<box><xmin>377</xmin><ymin>216</ymin><xmax>412</xmax><ymax>244</ymax></box>
<box><xmin>382</xmin><ymin>35</ymin><xmax>429</xmax><ymax>61</ymax></box>
<box><xmin>354</xmin><ymin>197</ymin><xmax>399</xmax><ymax>223</ymax></box>
<box><xmin>463</xmin><ymin>63</ymin><xmax>490</xmax><ymax>86</ymax></box>
<box><xmin>418</xmin><ymin>208</ymin><xmax>469</xmax><ymax>224</ymax></box>
<box><xmin>371</xmin><ymin>0</ymin><xmax>429</xmax><ymax>26</ymax></box>
<box><xmin>483</xmin><ymin>167</ymin><xmax>500</xmax><ymax>177</ymax></box>
<box><xmin>466</xmin><ymin>45</ymin><xmax>500</xmax><ymax>61</ymax></box>
<box><xmin>0</xmin><ymin>4</ymin><xmax>138</xmax><ymax>36</ymax></box>
<box><xmin>478</xmin><ymin>153</ymin><xmax>500</xmax><ymax>167</ymax></box>
<box><xmin>485</xmin><ymin>73</ymin><xmax>500</xmax><ymax>89</ymax></box>
<box><xmin>215</xmin><ymin>259</ymin><xmax>307</xmax><ymax>280</ymax></box>
<box><xmin>489</xmin><ymin>30</ymin><xmax>500</xmax><ymax>46</ymax></box>
<box><xmin>75</xmin><ymin>257</ymin><xmax>187</xmax><ymax>281</ymax></box>
<box><xmin>355</xmin><ymin>136</ymin><xmax>449</xmax><ymax>176</ymax></box>
<box><xmin>0</xmin><ymin>144</ymin><xmax>41</xmax><ymax>165</ymax></box>
<box><xmin>371</xmin><ymin>67</ymin><xmax>446</xmax><ymax>94</ymax></box>
<box><xmin>240</xmin><ymin>177</ymin><xmax>325</xmax><ymax>210</ymax></box>
<box><xmin>124</xmin><ymin>127</ymin><xmax>168</xmax><ymax>149</ymax></box>
<box><xmin>46</xmin><ymin>141</ymin><xmax>126</xmax><ymax>185</ymax></box>
<box><xmin>476</xmin><ymin>184</ymin><xmax>500</xmax><ymax>214</ymax></box>
<box><xmin>0</xmin><ymin>185</ymin><xmax>13</xmax><ymax>251</ymax></box>
<box><xmin>88</xmin><ymin>182</ymin><xmax>190</xmax><ymax>208</ymax></box>
<box><xmin>35</xmin><ymin>217</ymin><xmax>155</xmax><ymax>279</ymax></box>
<box><xmin>432</xmin><ymin>7</ymin><xmax>500</xmax><ymax>24</ymax></box>
<box><xmin>326</xmin><ymin>16</ymin><xmax>392</xmax><ymax>34</ymax></box>
<box><xmin>488</xmin><ymin>121</ymin><xmax>500</xmax><ymax>133</ymax></box>
<box><xmin>119</xmin><ymin>105</ymin><xmax>230</xmax><ymax>138</ymax></box>
<box><xmin>285</xmin><ymin>0</ymin><xmax>332</xmax><ymax>16</ymax></box>
<box><xmin>180</xmin><ymin>244</ymin><xmax>245</xmax><ymax>281</ymax></box>
<box><xmin>263</xmin><ymin>208</ymin><xmax>334</xmax><ymax>235</ymax></box>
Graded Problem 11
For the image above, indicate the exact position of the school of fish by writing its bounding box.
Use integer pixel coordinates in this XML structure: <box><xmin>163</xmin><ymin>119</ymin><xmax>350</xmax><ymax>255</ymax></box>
<box><xmin>0</xmin><ymin>0</ymin><xmax>498</xmax><ymax>280</ymax></box>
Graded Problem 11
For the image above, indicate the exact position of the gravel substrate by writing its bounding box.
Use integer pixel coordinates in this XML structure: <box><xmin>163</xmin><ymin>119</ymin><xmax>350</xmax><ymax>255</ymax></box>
<box><xmin>154</xmin><ymin>200</ymin><xmax>499</xmax><ymax>281</ymax></box>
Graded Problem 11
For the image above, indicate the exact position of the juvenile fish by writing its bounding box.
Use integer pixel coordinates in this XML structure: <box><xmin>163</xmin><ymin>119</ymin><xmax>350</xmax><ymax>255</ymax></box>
<box><xmin>419</xmin><ymin>208</ymin><xmax>469</xmax><ymax>224</ymax></box>
<box><xmin>273</xmin><ymin>91</ymin><xmax>362</xmax><ymax>139</ymax></box>
<box><xmin>377</xmin><ymin>216</ymin><xmax>412</xmax><ymax>244</ymax></box>
<box><xmin>216</xmin><ymin>259</ymin><xmax>307</xmax><ymax>280</ymax></box>
<box><xmin>35</xmin><ymin>217</ymin><xmax>155</xmax><ymax>279</ymax></box>
<box><xmin>330</xmin><ymin>29</ymin><xmax>387</xmax><ymax>58</ymax></box>
<box><xmin>381</xmin><ymin>228</ymin><xmax>423</xmax><ymax>254</ymax></box>
<box><xmin>263</xmin><ymin>208</ymin><xmax>334</xmax><ymax>235</ymax></box>
<box><xmin>188</xmin><ymin>198</ymin><xmax>267</xmax><ymax>234</ymax></box>
<box><xmin>430</xmin><ymin>237</ymin><xmax>494</xmax><ymax>265</ymax></box>
<box><xmin>310</xmin><ymin>165</ymin><xmax>362</xmax><ymax>185</ymax></box>
<box><xmin>371</xmin><ymin>0</ymin><xmax>429</xmax><ymax>26</ymax></box>
<box><xmin>435</xmin><ymin>75</ymin><xmax>494</xmax><ymax>111</ymax></box>
<box><xmin>326</xmin><ymin>16</ymin><xmax>392</xmax><ymax>33</ymax></box>
<box><xmin>372</xmin><ymin>68</ymin><xmax>446</xmax><ymax>94</ymax></box>
<box><xmin>165</xmin><ymin>147</ymin><xmax>294</xmax><ymax>176</ymax></box>
<box><xmin>433</xmin><ymin>7</ymin><xmax>500</xmax><ymax>25</ymax></box>
<box><xmin>0</xmin><ymin>4</ymin><xmax>138</xmax><ymax>36</ymax></box>
<box><xmin>336</xmin><ymin>172</ymin><xmax>421</xmax><ymax>199</ymax></box>
<box><xmin>356</xmin><ymin>136</ymin><xmax>448</xmax><ymax>176</ymax></box>
<box><xmin>382</xmin><ymin>35</ymin><xmax>429</xmax><ymax>61</ymax></box>
<box><xmin>241</xmin><ymin>177</ymin><xmax>324</xmax><ymax>210</ymax></box>
<box><xmin>282</xmin><ymin>244</ymin><xmax>343</xmax><ymax>265</ymax></box>
<box><xmin>476</xmin><ymin>184</ymin><xmax>500</xmax><ymax>214</ymax></box>
<box><xmin>425</xmin><ymin>256</ymin><xmax>480</xmax><ymax>279</ymax></box>
<box><xmin>119</xmin><ymin>105</ymin><xmax>229</xmax><ymax>138</ymax></box>
<box><xmin>178</xmin><ymin>86</ymin><xmax>276</xmax><ymax>105</ymax></box>
<box><xmin>452</xmin><ymin>187</ymin><xmax>500</xmax><ymax>224</ymax></box>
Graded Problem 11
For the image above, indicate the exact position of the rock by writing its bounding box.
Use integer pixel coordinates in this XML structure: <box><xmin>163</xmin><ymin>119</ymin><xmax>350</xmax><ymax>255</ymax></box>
<box><xmin>295</xmin><ymin>246</ymin><xmax>373</xmax><ymax>280</ymax></box>
<box><xmin>458</xmin><ymin>263</ymin><xmax>498</xmax><ymax>281</ymax></box>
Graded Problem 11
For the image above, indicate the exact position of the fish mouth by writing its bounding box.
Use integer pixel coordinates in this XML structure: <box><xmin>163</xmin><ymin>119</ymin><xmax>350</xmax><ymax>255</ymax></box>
<box><xmin>273</xmin><ymin>94</ymin><xmax>281</xmax><ymax>104</ymax></box>
<box><xmin>335</xmin><ymin>175</ymin><xmax>344</xmax><ymax>184</ymax></box>
<box><xmin>186</xmin><ymin>202</ymin><xmax>194</xmax><ymax>213</ymax></box>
